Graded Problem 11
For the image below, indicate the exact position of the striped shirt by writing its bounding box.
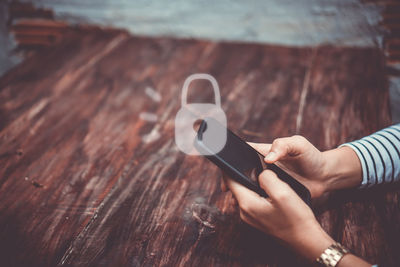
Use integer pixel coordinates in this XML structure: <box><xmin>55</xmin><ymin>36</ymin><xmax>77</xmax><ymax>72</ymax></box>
<box><xmin>341</xmin><ymin>123</ymin><xmax>400</xmax><ymax>188</ymax></box>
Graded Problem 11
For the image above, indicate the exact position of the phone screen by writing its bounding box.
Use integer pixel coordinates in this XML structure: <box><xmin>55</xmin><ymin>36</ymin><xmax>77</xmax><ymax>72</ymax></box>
<box><xmin>194</xmin><ymin>118</ymin><xmax>267</xmax><ymax>190</ymax></box>
<box><xmin>214</xmin><ymin>127</ymin><xmax>266</xmax><ymax>185</ymax></box>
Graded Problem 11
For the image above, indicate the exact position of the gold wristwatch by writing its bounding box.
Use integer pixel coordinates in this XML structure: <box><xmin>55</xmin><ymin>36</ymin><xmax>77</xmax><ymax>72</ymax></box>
<box><xmin>316</xmin><ymin>242</ymin><xmax>349</xmax><ymax>267</ymax></box>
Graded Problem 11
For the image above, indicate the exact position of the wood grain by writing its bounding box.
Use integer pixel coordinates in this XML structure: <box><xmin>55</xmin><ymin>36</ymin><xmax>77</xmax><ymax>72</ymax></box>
<box><xmin>0</xmin><ymin>26</ymin><xmax>397</xmax><ymax>267</ymax></box>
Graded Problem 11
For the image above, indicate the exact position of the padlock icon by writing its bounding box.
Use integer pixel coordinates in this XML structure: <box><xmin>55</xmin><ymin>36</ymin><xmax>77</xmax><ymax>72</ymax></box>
<box><xmin>175</xmin><ymin>73</ymin><xmax>227</xmax><ymax>155</ymax></box>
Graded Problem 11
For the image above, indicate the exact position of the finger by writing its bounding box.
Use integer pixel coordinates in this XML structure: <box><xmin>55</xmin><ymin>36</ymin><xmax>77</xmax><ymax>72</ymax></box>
<box><xmin>220</xmin><ymin>173</ymin><xmax>228</xmax><ymax>192</ymax></box>
<box><xmin>225</xmin><ymin>177</ymin><xmax>272</xmax><ymax>213</ymax></box>
<box><xmin>225</xmin><ymin>178</ymin><xmax>256</xmax><ymax>205</ymax></box>
<box><xmin>264</xmin><ymin>136</ymin><xmax>306</xmax><ymax>163</ymax></box>
<box><xmin>258</xmin><ymin>169</ymin><xmax>297</xmax><ymax>204</ymax></box>
<box><xmin>221</xmin><ymin>180</ymin><xmax>228</xmax><ymax>192</ymax></box>
<box><xmin>247</xmin><ymin>142</ymin><xmax>272</xmax><ymax>156</ymax></box>
<box><xmin>230</xmin><ymin>192</ymin><xmax>238</xmax><ymax>206</ymax></box>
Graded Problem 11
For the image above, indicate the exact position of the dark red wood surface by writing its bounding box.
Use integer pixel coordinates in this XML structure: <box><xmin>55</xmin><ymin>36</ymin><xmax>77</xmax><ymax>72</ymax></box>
<box><xmin>0</xmin><ymin>27</ymin><xmax>398</xmax><ymax>267</ymax></box>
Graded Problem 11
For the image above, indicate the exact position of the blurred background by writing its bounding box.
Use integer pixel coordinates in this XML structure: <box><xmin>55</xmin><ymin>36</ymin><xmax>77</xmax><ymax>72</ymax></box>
<box><xmin>1</xmin><ymin>0</ymin><xmax>399</xmax><ymax>121</ymax></box>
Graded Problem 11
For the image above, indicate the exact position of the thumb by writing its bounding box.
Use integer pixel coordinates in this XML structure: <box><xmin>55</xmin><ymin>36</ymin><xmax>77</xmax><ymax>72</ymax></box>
<box><xmin>264</xmin><ymin>135</ymin><xmax>306</xmax><ymax>163</ymax></box>
<box><xmin>247</xmin><ymin>142</ymin><xmax>271</xmax><ymax>156</ymax></box>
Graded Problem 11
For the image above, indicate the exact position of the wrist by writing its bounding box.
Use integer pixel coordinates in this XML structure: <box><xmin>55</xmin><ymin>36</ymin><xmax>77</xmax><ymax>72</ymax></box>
<box><xmin>321</xmin><ymin>146</ymin><xmax>362</xmax><ymax>193</ymax></box>
<box><xmin>290</xmin><ymin>221</ymin><xmax>335</xmax><ymax>261</ymax></box>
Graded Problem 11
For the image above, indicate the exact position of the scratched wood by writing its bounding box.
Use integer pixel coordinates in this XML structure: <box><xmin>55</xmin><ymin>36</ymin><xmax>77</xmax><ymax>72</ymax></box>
<box><xmin>0</xmin><ymin>26</ymin><xmax>397</xmax><ymax>267</ymax></box>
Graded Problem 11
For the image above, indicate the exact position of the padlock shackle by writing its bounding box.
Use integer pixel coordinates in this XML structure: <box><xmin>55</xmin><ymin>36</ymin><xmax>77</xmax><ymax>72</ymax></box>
<box><xmin>181</xmin><ymin>73</ymin><xmax>221</xmax><ymax>107</ymax></box>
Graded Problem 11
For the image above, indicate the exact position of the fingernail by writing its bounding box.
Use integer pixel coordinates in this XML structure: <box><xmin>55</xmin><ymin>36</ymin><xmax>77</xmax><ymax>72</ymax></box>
<box><xmin>265</xmin><ymin>151</ymin><xmax>276</xmax><ymax>161</ymax></box>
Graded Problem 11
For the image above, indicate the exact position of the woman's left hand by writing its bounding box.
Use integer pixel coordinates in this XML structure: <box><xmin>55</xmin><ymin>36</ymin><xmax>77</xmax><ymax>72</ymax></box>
<box><xmin>224</xmin><ymin>170</ymin><xmax>334</xmax><ymax>261</ymax></box>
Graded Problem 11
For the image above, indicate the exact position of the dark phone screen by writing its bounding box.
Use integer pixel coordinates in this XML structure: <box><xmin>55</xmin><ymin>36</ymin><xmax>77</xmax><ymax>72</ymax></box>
<box><xmin>195</xmin><ymin>118</ymin><xmax>266</xmax><ymax>186</ymax></box>
<box><xmin>218</xmin><ymin>129</ymin><xmax>266</xmax><ymax>184</ymax></box>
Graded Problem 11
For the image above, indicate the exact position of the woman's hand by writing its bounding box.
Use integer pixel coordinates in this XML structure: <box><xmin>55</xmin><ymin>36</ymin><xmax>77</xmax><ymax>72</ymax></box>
<box><xmin>224</xmin><ymin>171</ymin><xmax>372</xmax><ymax>266</ymax></box>
<box><xmin>225</xmin><ymin>170</ymin><xmax>334</xmax><ymax>260</ymax></box>
<box><xmin>221</xmin><ymin>135</ymin><xmax>370</xmax><ymax>266</ymax></box>
<box><xmin>222</xmin><ymin>135</ymin><xmax>363</xmax><ymax>198</ymax></box>
<box><xmin>252</xmin><ymin>135</ymin><xmax>329</xmax><ymax>198</ymax></box>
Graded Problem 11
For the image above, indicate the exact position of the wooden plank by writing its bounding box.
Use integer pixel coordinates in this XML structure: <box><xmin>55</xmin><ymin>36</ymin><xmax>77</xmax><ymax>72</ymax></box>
<box><xmin>0</xmin><ymin>28</ymin><xmax>130</xmax><ymax>267</ymax></box>
<box><xmin>0</xmin><ymin>29</ymin><xmax>397</xmax><ymax>267</ymax></box>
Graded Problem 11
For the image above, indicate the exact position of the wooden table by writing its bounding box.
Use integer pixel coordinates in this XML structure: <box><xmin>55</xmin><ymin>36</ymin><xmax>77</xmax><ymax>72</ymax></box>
<box><xmin>0</xmin><ymin>27</ymin><xmax>398</xmax><ymax>267</ymax></box>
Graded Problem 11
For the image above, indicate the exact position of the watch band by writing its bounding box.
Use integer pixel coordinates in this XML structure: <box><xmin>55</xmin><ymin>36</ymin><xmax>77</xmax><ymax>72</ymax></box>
<box><xmin>316</xmin><ymin>242</ymin><xmax>349</xmax><ymax>267</ymax></box>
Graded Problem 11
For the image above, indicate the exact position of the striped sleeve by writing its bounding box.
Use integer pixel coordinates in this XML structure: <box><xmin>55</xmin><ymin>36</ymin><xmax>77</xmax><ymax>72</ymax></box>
<box><xmin>340</xmin><ymin>123</ymin><xmax>400</xmax><ymax>188</ymax></box>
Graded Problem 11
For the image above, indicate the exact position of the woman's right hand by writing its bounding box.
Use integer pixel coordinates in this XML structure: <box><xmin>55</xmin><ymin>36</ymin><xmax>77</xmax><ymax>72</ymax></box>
<box><xmin>222</xmin><ymin>135</ymin><xmax>363</xmax><ymax>198</ymax></box>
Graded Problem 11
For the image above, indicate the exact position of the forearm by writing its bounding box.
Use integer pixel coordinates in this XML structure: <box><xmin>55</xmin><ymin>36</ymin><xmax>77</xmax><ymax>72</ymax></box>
<box><xmin>326</xmin><ymin>124</ymin><xmax>400</xmax><ymax>190</ymax></box>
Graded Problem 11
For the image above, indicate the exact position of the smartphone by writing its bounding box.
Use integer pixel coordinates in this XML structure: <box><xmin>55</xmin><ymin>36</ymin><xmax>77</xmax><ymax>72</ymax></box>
<box><xmin>194</xmin><ymin>117</ymin><xmax>311</xmax><ymax>206</ymax></box>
